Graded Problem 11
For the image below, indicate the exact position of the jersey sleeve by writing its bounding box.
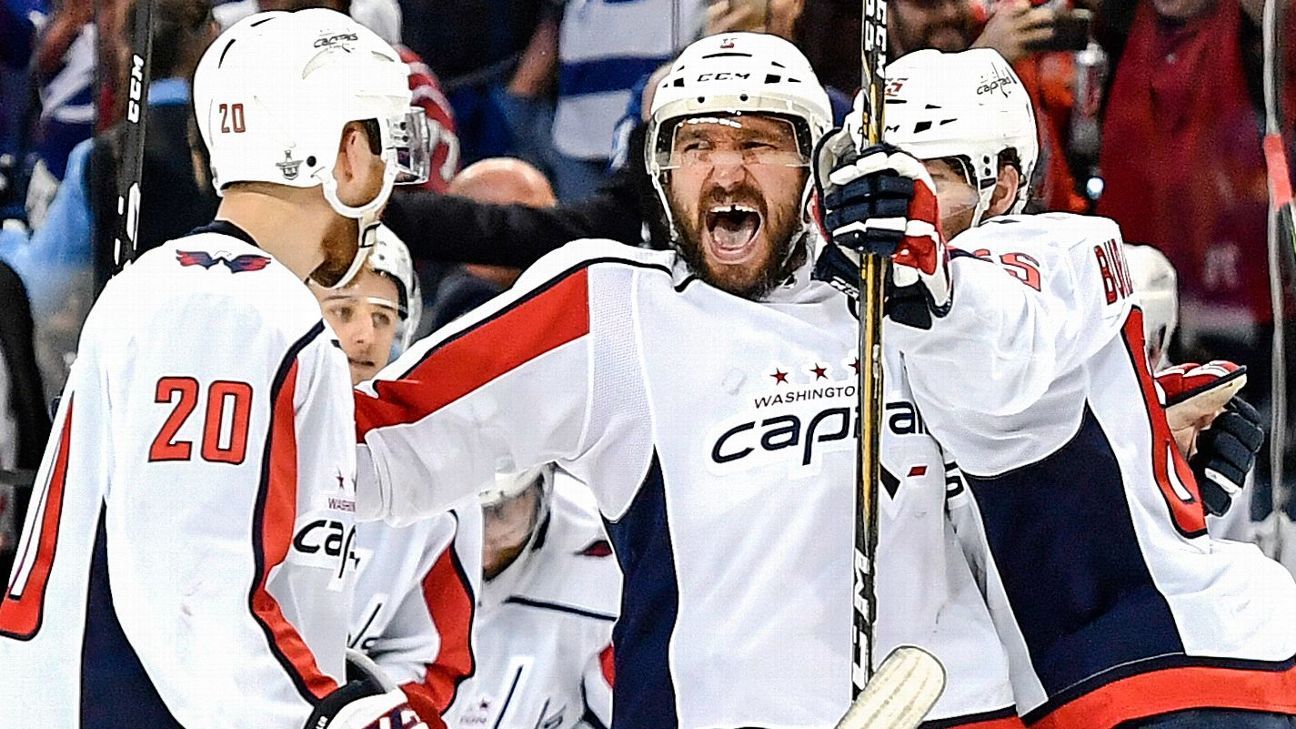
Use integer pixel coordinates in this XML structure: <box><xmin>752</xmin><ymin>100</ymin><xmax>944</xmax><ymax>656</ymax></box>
<box><xmin>98</xmin><ymin>291</ymin><xmax>346</xmax><ymax>727</ymax></box>
<box><xmin>354</xmin><ymin>241</ymin><xmax>651</xmax><ymax>525</ymax></box>
<box><xmin>888</xmin><ymin>216</ymin><xmax>1131</xmax><ymax>421</ymax></box>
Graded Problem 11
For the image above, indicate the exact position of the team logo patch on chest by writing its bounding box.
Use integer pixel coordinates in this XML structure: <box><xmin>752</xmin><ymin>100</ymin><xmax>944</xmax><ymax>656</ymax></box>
<box><xmin>707</xmin><ymin>356</ymin><xmax>861</xmax><ymax>476</ymax></box>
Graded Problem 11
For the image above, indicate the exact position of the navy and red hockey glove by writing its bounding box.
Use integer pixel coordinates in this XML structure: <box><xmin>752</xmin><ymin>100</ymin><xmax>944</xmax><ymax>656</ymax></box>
<box><xmin>812</xmin><ymin>98</ymin><xmax>951</xmax><ymax>329</ymax></box>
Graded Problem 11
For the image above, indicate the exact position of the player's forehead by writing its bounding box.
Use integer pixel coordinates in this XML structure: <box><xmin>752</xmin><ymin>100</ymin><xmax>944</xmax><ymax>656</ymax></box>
<box><xmin>673</xmin><ymin>113</ymin><xmax>799</xmax><ymax>145</ymax></box>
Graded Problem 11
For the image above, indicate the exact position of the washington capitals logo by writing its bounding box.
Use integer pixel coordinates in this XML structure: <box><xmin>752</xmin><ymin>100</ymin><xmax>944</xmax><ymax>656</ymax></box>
<box><xmin>176</xmin><ymin>250</ymin><xmax>271</xmax><ymax>273</ymax></box>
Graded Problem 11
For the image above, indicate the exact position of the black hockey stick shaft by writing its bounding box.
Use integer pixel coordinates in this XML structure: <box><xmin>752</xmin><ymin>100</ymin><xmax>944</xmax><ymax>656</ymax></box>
<box><xmin>853</xmin><ymin>0</ymin><xmax>889</xmax><ymax>698</ymax></box>
<box><xmin>112</xmin><ymin>0</ymin><xmax>157</xmax><ymax>274</ymax></box>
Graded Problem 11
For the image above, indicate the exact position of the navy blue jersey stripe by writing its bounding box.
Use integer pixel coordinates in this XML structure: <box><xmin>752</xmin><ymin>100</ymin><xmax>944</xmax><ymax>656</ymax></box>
<box><xmin>964</xmin><ymin>405</ymin><xmax>1183</xmax><ymax>697</ymax></box>
<box><xmin>921</xmin><ymin>705</ymin><xmax>1019</xmax><ymax>728</ymax></box>
<box><xmin>502</xmin><ymin>596</ymin><xmax>616</xmax><ymax>622</ymax></box>
<box><xmin>603</xmin><ymin>451</ymin><xmax>680</xmax><ymax>728</ymax></box>
<box><xmin>81</xmin><ymin>510</ymin><xmax>183</xmax><ymax>727</ymax></box>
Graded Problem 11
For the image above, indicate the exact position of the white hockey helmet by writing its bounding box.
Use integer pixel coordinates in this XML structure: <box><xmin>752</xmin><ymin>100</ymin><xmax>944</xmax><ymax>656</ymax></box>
<box><xmin>645</xmin><ymin>32</ymin><xmax>833</xmax><ymax>246</ymax></box>
<box><xmin>883</xmin><ymin>48</ymin><xmax>1039</xmax><ymax>225</ymax></box>
<box><xmin>193</xmin><ymin>9</ymin><xmax>429</xmax><ymax>288</ymax></box>
<box><xmin>479</xmin><ymin>464</ymin><xmax>554</xmax><ymax>510</ymax></box>
<box><xmin>1124</xmin><ymin>243</ymin><xmax>1179</xmax><ymax>367</ymax></box>
<box><xmin>368</xmin><ymin>225</ymin><xmax>422</xmax><ymax>353</ymax></box>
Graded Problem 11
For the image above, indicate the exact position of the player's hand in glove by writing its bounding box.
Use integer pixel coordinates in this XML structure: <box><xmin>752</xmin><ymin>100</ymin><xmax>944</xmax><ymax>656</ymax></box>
<box><xmin>306</xmin><ymin>649</ymin><xmax>429</xmax><ymax>729</ymax></box>
<box><xmin>1191</xmin><ymin>397</ymin><xmax>1264</xmax><ymax>517</ymax></box>
<box><xmin>1157</xmin><ymin>361</ymin><xmax>1264</xmax><ymax>517</ymax></box>
<box><xmin>812</xmin><ymin>98</ymin><xmax>951</xmax><ymax>329</ymax></box>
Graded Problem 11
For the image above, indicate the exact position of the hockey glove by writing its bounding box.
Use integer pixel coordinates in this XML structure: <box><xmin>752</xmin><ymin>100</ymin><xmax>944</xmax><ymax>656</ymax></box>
<box><xmin>813</xmin><ymin>106</ymin><xmax>951</xmax><ymax>329</ymax></box>
<box><xmin>306</xmin><ymin>650</ymin><xmax>428</xmax><ymax>729</ymax></box>
<box><xmin>1157</xmin><ymin>361</ymin><xmax>1263</xmax><ymax>517</ymax></box>
<box><xmin>1191</xmin><ymin>397</ymin><xmax>1264</xmax><ymax>517</ymax></box>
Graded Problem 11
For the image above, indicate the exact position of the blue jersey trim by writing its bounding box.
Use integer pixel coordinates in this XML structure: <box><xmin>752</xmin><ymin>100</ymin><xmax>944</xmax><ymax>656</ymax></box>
<box><xmin>502</xmin><ymin>596</ymin><xmax>616</xmax><ymax>622</ymax></box>
<box><xmin>80</xmin><ymin>510</ymin><xmax>183</xmax><ymax>727</ymax></box>
<box><xmin>603</xmin><ymin>451</ymin><xmax>680</xmax><ymax>728</ymax></box>
<box><xmin>964</xmin><ymin>405</ymin><xmax>1184</xmax><ymax>698</ymax></box>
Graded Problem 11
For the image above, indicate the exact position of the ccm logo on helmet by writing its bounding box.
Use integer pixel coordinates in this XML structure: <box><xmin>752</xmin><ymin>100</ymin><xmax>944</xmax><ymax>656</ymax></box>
<box><xmin>697</xmin><ymin>72</ymin><xmax>751</xmax><ymax>82</ymax></box>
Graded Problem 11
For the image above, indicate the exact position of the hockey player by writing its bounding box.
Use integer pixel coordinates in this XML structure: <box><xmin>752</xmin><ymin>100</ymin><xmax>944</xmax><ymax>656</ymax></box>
<box><xmin>815</xmin><ymin>47</ymin><xmax>1296</xmax><ymax>728</ymax></box>
<box><xmin>443</xmin><ymin>466</ymin><xmax>620</xmax><ymax>729</ymax></box>
<box><xmin>352</xmin><ymin>32</ymin><xmax>1023</xmax><ymax>727</ymax></box>
<box><xmin>312</xmin><ymin>229</ymin><xmax>483</xmax><ymax>726</ymax></box>
<box><xmin>0</xmin><ymin>10</ymin><xmax>432</xmax><ymax>728</ymax></box>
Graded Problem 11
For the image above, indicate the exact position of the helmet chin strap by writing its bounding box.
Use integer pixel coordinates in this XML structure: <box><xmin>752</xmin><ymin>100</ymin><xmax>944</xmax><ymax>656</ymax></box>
<box><xmin>315</xmin><ymin>161</ymin><xmax>396</xmax><ymax>290</ymax></box>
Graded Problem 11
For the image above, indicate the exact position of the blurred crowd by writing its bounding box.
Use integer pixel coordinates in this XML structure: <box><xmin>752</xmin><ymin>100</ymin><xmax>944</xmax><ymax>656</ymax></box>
<box><xmin>1</xmin><ymin>0</ymin><xmax>1295</xmax><ymax>663</ymax></box>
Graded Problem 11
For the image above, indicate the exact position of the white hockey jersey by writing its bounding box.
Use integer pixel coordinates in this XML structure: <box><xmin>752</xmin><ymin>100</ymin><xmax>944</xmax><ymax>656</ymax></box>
<box><xmin>917</xmin><ymin>213</ymin><xmax>1296</xmax><ymax>728</ymax></box>
<box><xmin>349</xmin><ymin>497</ymin><xmax>483</xmax><ymax>722</ymax></box>
<box><xmin>0</xmin><ymin>222</ymin><xmax>358</xmax><ymax>728</ymax></box>
<box><xmin>443</xmin><ymin>474</ymin><xmax>620</xmax><ymax>729</ymax></box>
<box><xmin>353</xmin><ymin>239</ymin><xmax>1020</xmax><ymax>728</ymax></box>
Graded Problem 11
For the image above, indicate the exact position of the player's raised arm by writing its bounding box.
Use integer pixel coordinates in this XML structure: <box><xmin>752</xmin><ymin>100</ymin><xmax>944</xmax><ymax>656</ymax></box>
<box><xmin>353</xmin><ymin>239</ymin><xmax>655</xmax><ymax>525</ymax></box>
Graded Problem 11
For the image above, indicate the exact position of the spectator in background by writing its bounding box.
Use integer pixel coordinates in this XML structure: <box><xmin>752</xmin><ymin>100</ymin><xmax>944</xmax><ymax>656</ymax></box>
<box><xmin>90</xmin><ymin>0</ymin><xmax>219</xmax><ymax>287</ymax></box>
<box><xmin>2</xmin><ymin>0</ymin><xmax>217</xmax><ymax>399</ymax></box>
<box><xmin>31</xmin><ymin>0</ymin><xmax>93</xmax><ymax>182</ymax></box>
<box><xmin>1095</xmin><ymin>0</ymin><xmax>1293</xmax><ymax>525</ymax></box>
<box><xmin>0</xmin><ymin>259</ymin><xmax>50</xmax><ymax>586</ymax></box>
<box><xmin>400</xmin><ymin>0</ymin><xmax>560</xmax><ymax>172</ymax></box>
<box><xmin>421</xmin><ymin>157</ymin><xmax>559</xmax><ymax>333</ymax></box>
<box><xmin>548</xmin><ymin>0</ymin><xmax>705</xmax><ymax>201</ymax></box>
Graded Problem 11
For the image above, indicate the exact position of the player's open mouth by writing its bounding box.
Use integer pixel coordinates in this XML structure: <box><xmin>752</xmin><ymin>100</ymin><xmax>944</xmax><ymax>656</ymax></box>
<box><xmin>349</xmin><ymin>357</ymin><xmax>376</xmax><ymax>369</ymax></box>
<box><xmin>704</xmin><ymin>204</ymin><xmax>763</xmax><ymax>264</ymax></box>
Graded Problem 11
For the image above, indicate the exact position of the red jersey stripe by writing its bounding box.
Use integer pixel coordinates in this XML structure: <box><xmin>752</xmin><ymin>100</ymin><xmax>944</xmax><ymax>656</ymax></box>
<box><xmin>250</xmin><ymin>359</ymin><xmax>337</xmax><ymax>701</ymax></box>
<box><xmin>1121</xmin><ymin>310</ymin><xmax>1208</xmax><ymax>538</ymax></box>
<box><xmin>403</xmin><ymin>543</ymin><xmax>476</xmax><ymax>718</ymax></box>
<box><xmin>1032</xmin><ymin>659</ymin><xmax>1296</xmax><ymax>728</ymax></box>
<box><xmin>355</xmin><ymin>268</ymin><xmax>591</xmax><ymax>439</ymax></box>
<box><xmin>599</xmin><ymin>644</ymin><xmax>616</xmax><ymax>687</ymax></box>
<box><xmin>0</xmin><ymin>398</ymin><xmax>74</xmax><ymax>639</ymax></box>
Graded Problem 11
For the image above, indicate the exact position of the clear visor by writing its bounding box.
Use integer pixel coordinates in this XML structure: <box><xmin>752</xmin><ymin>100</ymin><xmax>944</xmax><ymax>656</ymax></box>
<box><xmin>319</xmin><ymin>289</ymin><xmax>403</xmax><ymax>322</ymax></box>
<box><xmin>923</xmin><ymin>156</ymin><xmax>982</xmax><ymax>220</ymax></box>
<box><xmin>654</xmin><ymin>114</ymin><xmax>812</xmax><ymax>171</ymax></box>
<box><xmin>385</xmin><ymin>108</ymin><xmax>431</xmax><ymax>185</ymax></box>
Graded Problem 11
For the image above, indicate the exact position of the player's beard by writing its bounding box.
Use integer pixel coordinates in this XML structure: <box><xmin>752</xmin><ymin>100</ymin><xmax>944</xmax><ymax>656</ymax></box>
<box><xmin>312</xmin><ymin>215</ymin><xmax>362</xmax><ymax>288</ymax></box>
<box><xmin>669</xmin><ymin>176</ymin><xmax>807</xmax><ymax>301</ymax></box>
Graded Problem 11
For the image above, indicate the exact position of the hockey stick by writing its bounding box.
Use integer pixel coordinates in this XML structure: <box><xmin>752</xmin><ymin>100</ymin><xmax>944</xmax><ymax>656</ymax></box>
<box><xmin>111</xmin><ymin>0</ymin><xmax>157</xmax><ymax>275</ymax></box>
<box><xmin>1261</xmin><ymin>0</ymin><xmax>1294</xmax><ymax>548</ymax></box>
<box><xmin>852</xmin><ymin>0</ymin><xmax>890</xmax><ymax>696</ymax></box>
<box><xmin>836</xmin><ymin>646</ymin><xmax>947</xmax><ymax>729</ymax></box>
